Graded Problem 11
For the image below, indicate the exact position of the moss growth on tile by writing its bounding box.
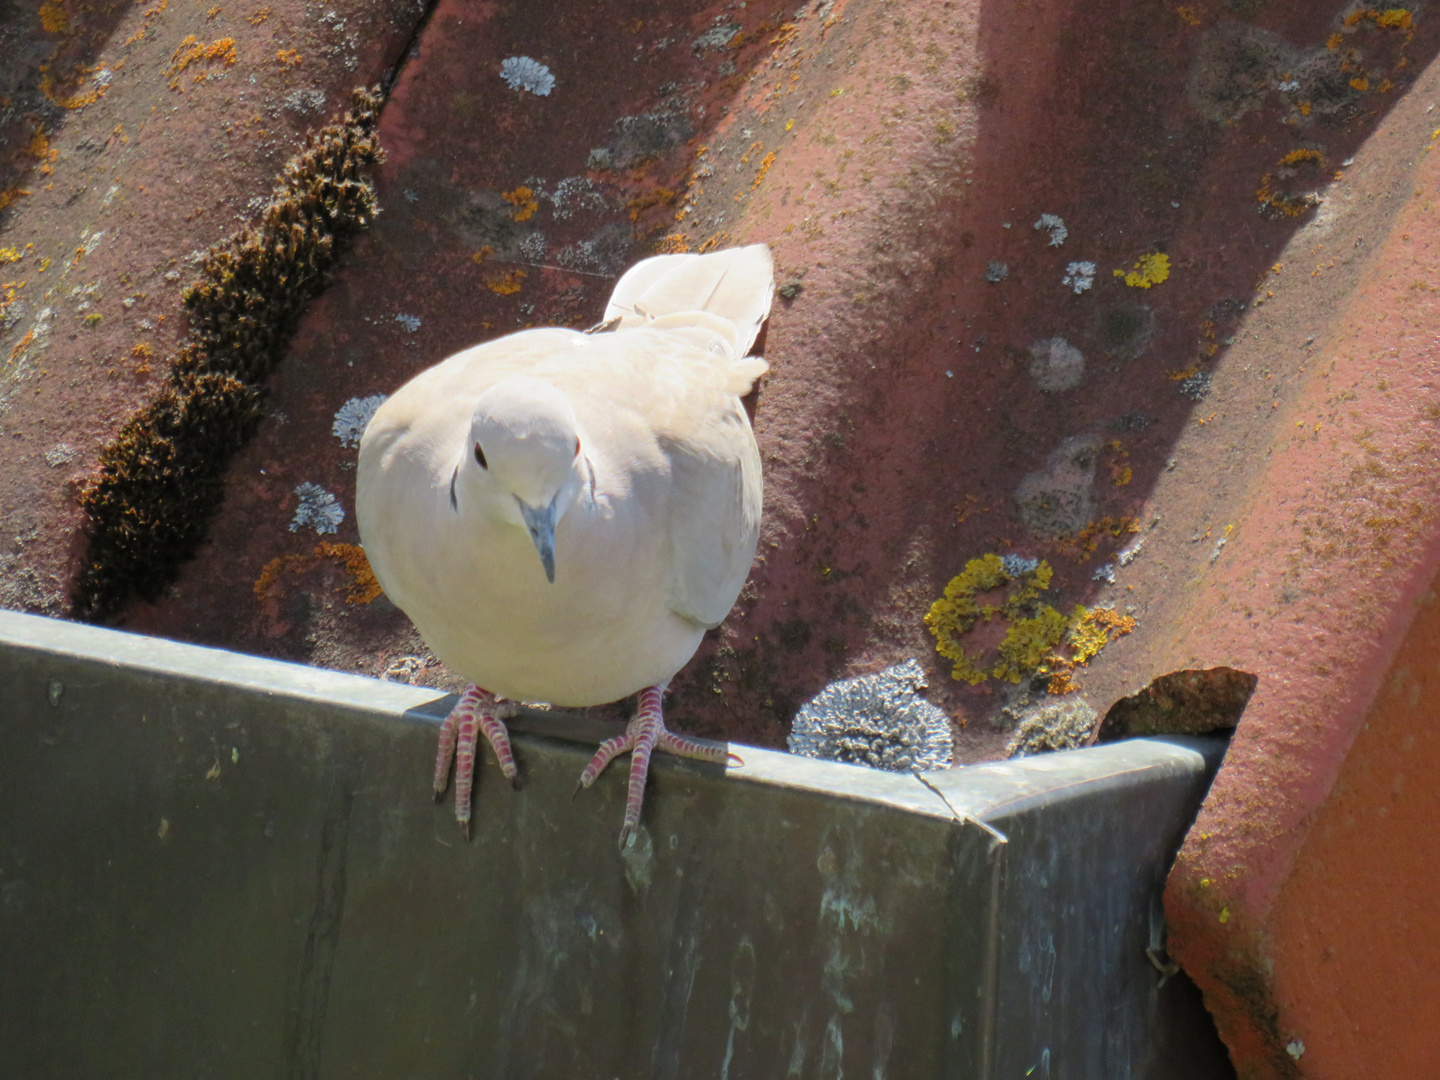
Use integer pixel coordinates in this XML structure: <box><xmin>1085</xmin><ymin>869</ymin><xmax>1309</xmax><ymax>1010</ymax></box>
<box><xmin>73</xmin><ymin>87</ymin><xmax>385</xmax><ymax>620</ymax></box>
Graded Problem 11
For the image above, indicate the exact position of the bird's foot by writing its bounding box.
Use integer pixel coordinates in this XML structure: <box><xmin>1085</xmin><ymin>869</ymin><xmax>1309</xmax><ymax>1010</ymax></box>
<box><xmin>433</xmin><ymin>685</ymin><xmax>518</xmax><ymax>838</ymax></box>
<box><xmin>574</xmin><ymin>684</ymin><xmax>729</xmax><ymax>848</ymax></box>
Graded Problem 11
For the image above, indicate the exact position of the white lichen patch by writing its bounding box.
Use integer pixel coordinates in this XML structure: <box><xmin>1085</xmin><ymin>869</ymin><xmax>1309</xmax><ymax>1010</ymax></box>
<box><xmin>789</xmin><ymin>659</ymin><xmax>953</xmax><ymax>772</ymax></box>
<box><xmin>44</xmin><ymin>443</ymin><xmax>77</xmax><ymax>467</ymax></box>
<box><xmin>332</xmin><ymin>395</ymin><xmax>387</xmax><ymax>448</ymax></box>
<box><xmin>548</xmin><ymin>176</ymin><xmax>607</xmax><ymax>220</ymax></box>
<box><xmin>516</xmin><ymin>231</ymin><xmax>547</xmax><ymax>260</ymax></box>
<box><xmin>500</xmin><ymin>56</ymin><xmax>555</xmax><ymax>96</ymax></box>
<box><xmin>289</xmin><ymin>482</ymin><xmax>344</xmax><ymax>534</ymax></box>
<box><xmin>1062</xmin><ymin>261</ymin><xmax>1096</xmax><ymax>293</ymax></box>
<box><xmin>692</xmin><ymin>22</ymin><xmax>741</xmax><ymax>54</ymax></box>
<box><xmin>394</xmin><ymin>313</ymin><xmax>421</xmax><ymax>333</ymax></box>
<box><xmin>1033</xmin><ymin>213</ymin><xmax>1068</xmax><ymax>246</ymax></box>
<box><xmin>1014</xmin><ymin>434</ymin><xmax>1101</xmax><ymax>539</ymax></box>
<box><xmin>1028</xmin><ymin>337</ymin><xmax>1085</xmax><ymax>393</ymax></box>
<box><xmin>1004</xmin><ymin>696</ymin><xmax>1097</xmax><ymax>757</ymax></box>
<box><xmin>1002</xmin><ymin>553</ymin><xmax>1039</xmax><ymax>577</ymax></box>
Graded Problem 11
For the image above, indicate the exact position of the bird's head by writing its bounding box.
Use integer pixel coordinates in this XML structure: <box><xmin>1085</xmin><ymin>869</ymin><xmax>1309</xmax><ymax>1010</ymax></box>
<box><xmin>461</xmin><ymin>376</ymin><xmax>584</xmax><ymax>583</ymax></box>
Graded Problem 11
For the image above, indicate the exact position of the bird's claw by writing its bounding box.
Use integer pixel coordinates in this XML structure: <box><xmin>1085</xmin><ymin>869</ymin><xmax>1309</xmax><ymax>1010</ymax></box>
<box><xmin>433</xmin><ymin>685</ymin><xmax>516</xmax><ymax>838</ymax></box>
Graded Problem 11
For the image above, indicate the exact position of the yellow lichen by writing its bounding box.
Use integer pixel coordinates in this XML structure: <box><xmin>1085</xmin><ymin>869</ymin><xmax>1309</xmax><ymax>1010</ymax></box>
<box><xmin>1113</xmin><ymin>252</ymin><xmax>1170</xmax><ymax>289</ymax></box>
<box><xmin>1349</xmin><ymin>75</ymin><xmax>1370</xmax><ymax>92</ymax></box>
<box><xmin>992</xmin><ymin>606</ymin><xmax>1071</xmax><ymax>684</ymax></box>
<box><xmin>0</xmin><ymin>248</ymin><xmax>21</xmax><ymax>264</ymax></box>
<box><xmin>1376</xmin><ymin>8</ymin><xmax>1412</xmax><ymax>29</ymax></box>
<box><xmin>925</xmin><ymin>555</ymin><xmax>1056</xmax><ymax>685</ymax></box>
<box><xmin>1067</xmin><ymin>606</ymin><xmax>1137</xmax><ymax>663</ymax></box>
<box><xmin>927</xmin><ymin>554</ymin><xmax>1137</xmax><ymax>687</ymax></box>
<box><xmin>275</xmin><ymin>48</ymin><xmax>302</xmax><ymax>67</ymax></box>
<box><xmin>502</xmin><ymin>185</ymin><xmax>539</xmax><ymax>222</ymax></box>
<box><xmin>485</xmin><ymin>268</ymin><xmax>526</xmax><ymax>295</ymax></box>
<box><xmin>1280</xmin><ymin>148</ymin><xmax>1323</xmax><ymax>167</ymax></box>
<box><xmin>0</xmin><ymin>187</ymin><xmax>30</xmax><ymax>211</ymax></box>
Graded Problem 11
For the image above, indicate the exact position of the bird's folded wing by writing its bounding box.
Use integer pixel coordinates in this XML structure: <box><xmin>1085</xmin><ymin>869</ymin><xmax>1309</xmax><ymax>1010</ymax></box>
<box><xmin>661</xmin><ymin>403</ymin><xmax>764</xmax><ymax>629</ymax></box>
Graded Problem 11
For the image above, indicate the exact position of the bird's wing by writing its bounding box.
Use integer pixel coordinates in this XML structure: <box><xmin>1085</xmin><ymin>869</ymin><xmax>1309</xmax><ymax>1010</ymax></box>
<box><xmin>560</xmin><ymin>328</ymin><xmax>766</xmax><ymax>630</ymax></box>
<box><xmin>604</xmin><ymin>244</ymin><xmax>774</xmax><ymax>358</ymax></box>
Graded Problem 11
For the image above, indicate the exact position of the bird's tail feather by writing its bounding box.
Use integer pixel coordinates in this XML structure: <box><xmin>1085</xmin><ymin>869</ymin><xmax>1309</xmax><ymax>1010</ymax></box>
<box><xmin>605</xmin><ymin>244</ymin><xmax>774</xmax><ymax>357</ymax></box>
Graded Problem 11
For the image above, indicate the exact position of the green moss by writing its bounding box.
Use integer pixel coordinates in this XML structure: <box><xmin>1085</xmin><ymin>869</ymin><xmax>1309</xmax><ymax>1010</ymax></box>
<box><xmin>73</xmin><ymin>87</ymin><xmax>385</xmax><ymax>620</ymax></box>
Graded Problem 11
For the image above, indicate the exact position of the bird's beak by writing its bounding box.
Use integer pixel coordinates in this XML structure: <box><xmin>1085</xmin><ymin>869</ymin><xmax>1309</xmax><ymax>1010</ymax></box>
<box><xmin>518</xmin><ymin>497</ymin><xmax>558</xmax><ymax>584</ymax></box>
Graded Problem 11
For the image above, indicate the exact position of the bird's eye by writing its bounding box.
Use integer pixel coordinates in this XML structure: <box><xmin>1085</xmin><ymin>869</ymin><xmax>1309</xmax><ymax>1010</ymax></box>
<box><xmin>573</xmin><ymin>437</ymin><xmax>580</xmax><ymax>459</ymax></box>
<box><xmin>474</xmin><ymin>443</ymin><xmax>488</xmax><ymax>469</ymax></box>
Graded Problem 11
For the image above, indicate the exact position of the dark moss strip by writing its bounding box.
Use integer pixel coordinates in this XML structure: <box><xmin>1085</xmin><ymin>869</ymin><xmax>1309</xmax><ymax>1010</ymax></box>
<box><xmin>73</xmin><ymin>86</ymin><xmax>385</xmax><ymax>621</ymax></box>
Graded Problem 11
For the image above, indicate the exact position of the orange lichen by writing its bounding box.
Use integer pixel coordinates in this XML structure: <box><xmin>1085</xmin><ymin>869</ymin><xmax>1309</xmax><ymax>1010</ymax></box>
<box><xmin>39</xmin><ymin>0</ymin><xmax>68</xmax><ymax>33</ymax></box>
<box><xmin>275</xmin><ymin>48</ymin><xmax>302</xmax><ymax>67</ymax></box>
<box><xmin>254</xmin><ymin>544</ymin><xmax>381</xmax><ymax>605</ymax></box>
<box><xmin>625</xmin><ymin>187</ymin><xmax>676</xmax><ymax>221</ymax></box>
<box><xmin>167</xmin><ymin>35</ymin><xmax>237</xmax><ymax>90</ymax></box>
<box><xmin>1175</xmin><ymin>5</ymin><xmax>1201</xmax><ymax>25</ymax></box>
<box><xmin>1327</xmin><ymin>32</ymin><xmax>1344</xmax><ymax>49</ymax></box>
<box><xmin>697</xmin><ymin>231</ymin><xmax>732</xmax><ymax>254</ymax></box>
<box><xmin>26</xmin><ymin>129</ymin><xmax>58</xmax><ymax>174</ymax></box>
<box><xmin>501</xmin><ymin>185</ymin><xmax>539</xmax><ymax>222</ymax></box>
<box><xmin>1256</xmin><ymin>173</ymin><xmax>1321</xmax><ymax>218</ymax></box>
<box><xmin>1349</xmin><ymin>75</ymin><xmax>1370</xmax><ymax>91</ymax></box>
<box><xmin>655</xmin><ymin>233</ymin><xmax>690</xmax><ymax>254</ymax></box>
<box><xmin>39</xmin><ymin>68</ymin><xmax>106</xmax><ymax>109</ymax></box>
<box><xmin>1280</xmin><ymin>148</ymin><xmax>1323</xmax><ymax>167</ymax></box>
<box><xmin>247</xmin><ymin>5</ymin><xmax>268</xmax><ymax>22</ymax></box>
<box><xmin>751</xmin><ymin>151</ymin><xmax>777</xmax><ymax>191</ymax></box>
<box><xmin>0</xmin><ymin>248</ymin><xmax>20</xmax><ymax>264</ymax></box>
<box><xmin>0</xmin><ymin>187</ymin><xmax>30</xmax><ymax>211</ymax></box>
<box><xmin>485</xmin><ymin>268</ymin><xmax>526</xmax><ymax>295</ymax></box>
<box><xmin>1056</xmin><ymin>516</ymin><xmax>1140</xmax><ymax>559</ymax></box>
<box><xmin>315</xmin><ymin>542</ymin><xmax>383</xmax><ymax>604</ymax></box>
<box><xmin>252</xmin><ymin>553</ymin><xmax>310</xmax><ymax>600</ymax></box>
<box><xmin>770</xmin><ymin>22</ymin><xmax>800</xmax><ymax>47</ymax></box>
<box><xmin>470</xmin><ymin>245</ymin><xmax>494</xmax><ymax>264</ymax></box>
<box><xmin>9</xmin><ymin>328</ymin><xmax>36</xmax><ymax>364</ymax></box>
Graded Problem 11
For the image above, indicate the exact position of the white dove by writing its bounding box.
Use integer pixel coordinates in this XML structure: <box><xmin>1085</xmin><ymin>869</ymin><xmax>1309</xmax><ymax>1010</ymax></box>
<box><xmin>357</xmin><ymin>244</ymin><xmax>772</xmax><ymax>845</ymax></box>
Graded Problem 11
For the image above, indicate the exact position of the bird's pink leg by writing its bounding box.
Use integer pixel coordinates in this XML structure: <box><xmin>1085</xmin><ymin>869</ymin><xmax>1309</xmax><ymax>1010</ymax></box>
<box><xmin>575</xmin><ymin>684</ymin><xmax>730</xmax><ymax>847</ymax></box>
<box><xmin>433</xmin><ymin>685</ymin><xmax>517</xmax><ymax>838</ymax></box>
